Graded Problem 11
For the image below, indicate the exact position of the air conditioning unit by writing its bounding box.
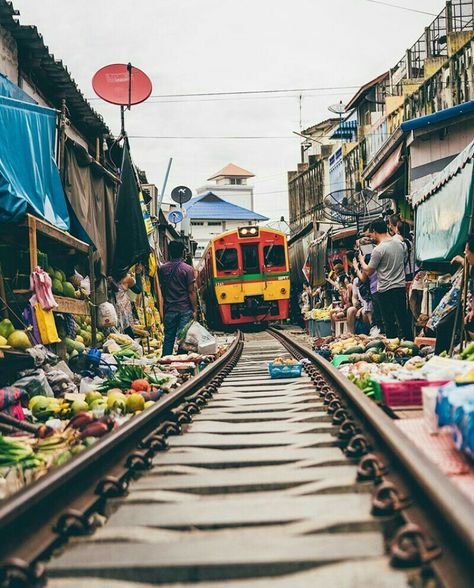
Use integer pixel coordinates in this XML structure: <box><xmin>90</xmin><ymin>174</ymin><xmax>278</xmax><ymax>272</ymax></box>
<box><xmin>142</xmin><ymin>184</ymin><xmax>159</xmax><ymax>215</ymax></box>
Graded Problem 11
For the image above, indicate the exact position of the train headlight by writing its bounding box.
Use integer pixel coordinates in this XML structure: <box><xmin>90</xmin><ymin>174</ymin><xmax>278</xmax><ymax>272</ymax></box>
<box><xmin>280</xmin><ymin>288</ymin><xmax>287</xmax><ymax>294</ymax></box>
<box><xmin>220</xmin><ymin>293</ymin><xmax>227</xmax><ymax>300</ymax></box>
<box><xmin>240</xmin><ymin>228</ymin><xmax>248</xmax><ymax>235</ymax></box>
<box><xmin>249</xmin><ymin>227</ymin><xmax>257</xmax><ymax>235</ymax></box>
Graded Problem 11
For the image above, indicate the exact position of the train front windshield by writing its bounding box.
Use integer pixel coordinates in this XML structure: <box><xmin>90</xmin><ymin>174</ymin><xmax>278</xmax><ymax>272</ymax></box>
<box><xmin>241</xmin><ymin>244</ymin><xmax>259</xmax><ymax>274</ymax></box>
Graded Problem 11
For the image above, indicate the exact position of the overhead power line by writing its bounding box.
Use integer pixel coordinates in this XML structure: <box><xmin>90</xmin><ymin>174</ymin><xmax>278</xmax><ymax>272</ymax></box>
<box><xmin>87</xmin><ymin>84</ymin><xmax>362</xmax><ymax>102</ymax></box>
<box><xmin>364</xmin><ymin>0</ymin><xmax>437</xmax><ymax>16</ymax></box>
<box><xmin>128</xmin><ymin>135</ymin><xmax>298</xmax><ymax>140</ymax></box>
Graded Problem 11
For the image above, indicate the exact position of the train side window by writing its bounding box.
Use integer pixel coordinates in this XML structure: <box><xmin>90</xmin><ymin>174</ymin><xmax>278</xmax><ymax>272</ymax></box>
<box><xmin>241</xmin><ymin>244</ymin><xmax>260</xmax><ymax>274</ymax></box>
<box><xmin>216</xmin><ymin>248</ymin><xmax>238</xmax><ymax>271</ymax></box>
<box><xmin>263</xmin><ymin>245</ymin><xmax>286</xmax><ymax>268</ymax></box>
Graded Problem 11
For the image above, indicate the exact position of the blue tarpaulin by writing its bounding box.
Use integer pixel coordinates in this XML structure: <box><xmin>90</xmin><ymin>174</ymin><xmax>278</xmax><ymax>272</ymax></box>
<box><xmin>0</xmin><ymin>95</ymin><xmax>69</xmax><ymax>230</ymax></box>
<box><xmin>0</xmin><ymin>74</ymin><xmax>36</xmax><ymax>104</ymax></box>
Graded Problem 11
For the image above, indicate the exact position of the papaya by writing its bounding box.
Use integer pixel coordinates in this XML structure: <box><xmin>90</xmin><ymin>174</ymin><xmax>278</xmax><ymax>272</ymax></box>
<box><xmin>64</xmin><ymin>337</ymin><xmax>85</xmax><ymax>354</ymax></box>
<box><xmin>400</xmin><ymin>341</ymin><xmax>419</xmax><ymax>354</ymax></box>
<box><xmin>62</xmin><ymin>282</ymin><xmax>76</xmax><ymax>298</ymax></box>
<box><xmin>345</xmin><ymin>345</ymin><xmax>365</xmax><ymax>355</ymax></box>
<box><xmin>52</xmin><ymin>279</ymin><xmax>63</xmax><ymax>295</ymax></box>
<box><xmin>365</xmin><ymin>340</ymin><xmax>385</xmax><ymax>351</ymax></box>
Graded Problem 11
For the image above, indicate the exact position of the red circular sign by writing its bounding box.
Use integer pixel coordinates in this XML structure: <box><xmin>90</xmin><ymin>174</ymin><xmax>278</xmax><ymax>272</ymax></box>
<box><xmin>92</xmin><ymin>63</ymin><xmax>153</xmax><ymax>106</ymax></box>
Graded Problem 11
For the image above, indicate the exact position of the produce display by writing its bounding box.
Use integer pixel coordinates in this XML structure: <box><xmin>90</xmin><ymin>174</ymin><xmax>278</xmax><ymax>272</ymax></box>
<box><xmin>47</xmin><ymin>266</ymin><xmax>85</xmax><ymax>299</ymax></box>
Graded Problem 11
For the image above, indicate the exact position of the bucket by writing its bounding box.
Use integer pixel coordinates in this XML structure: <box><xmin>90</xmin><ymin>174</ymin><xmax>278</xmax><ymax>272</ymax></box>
<box><xmin>314</xmin><ymin>319</ymin><xmax>331</xmax><ymax>337</ymax></box>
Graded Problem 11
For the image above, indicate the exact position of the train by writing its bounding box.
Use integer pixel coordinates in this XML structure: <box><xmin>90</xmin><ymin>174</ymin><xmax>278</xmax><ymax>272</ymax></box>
<box><xmin>196</xmin><ymin>226</ymin><xmax>290</xmax><ymax>328</ymax></box>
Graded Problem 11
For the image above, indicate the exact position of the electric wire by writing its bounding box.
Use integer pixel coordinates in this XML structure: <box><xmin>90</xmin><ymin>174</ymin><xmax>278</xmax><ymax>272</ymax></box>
<box><xmin>363</xmin><ymin>0</ymin><xmax>437</xmax><ymax>16</ymax></box>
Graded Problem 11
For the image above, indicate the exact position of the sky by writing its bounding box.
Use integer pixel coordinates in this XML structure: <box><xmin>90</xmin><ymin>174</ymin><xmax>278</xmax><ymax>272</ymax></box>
<box><xmin>13</xmin><ymin>0</ymin><xmax>444</xmax><ymax>224</ymax></box>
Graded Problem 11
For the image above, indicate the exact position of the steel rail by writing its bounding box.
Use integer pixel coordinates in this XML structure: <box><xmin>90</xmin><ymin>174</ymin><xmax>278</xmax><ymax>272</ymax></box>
<box><xmin>0</xmin><ymin>332</ymin><xmax>243</xmax><ymax>587</ymax></box>
<box><xmin>269</xmin><ymin>327</ymin><xmax>474</xmax><ymax>587</ymax></box>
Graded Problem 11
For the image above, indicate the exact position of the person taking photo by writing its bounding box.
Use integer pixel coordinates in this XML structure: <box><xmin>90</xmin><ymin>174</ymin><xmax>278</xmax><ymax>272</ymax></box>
<box><xmin>354</xmin><ymin>218</ymin><xmax>412</xmax><ymax>340</ymax></box>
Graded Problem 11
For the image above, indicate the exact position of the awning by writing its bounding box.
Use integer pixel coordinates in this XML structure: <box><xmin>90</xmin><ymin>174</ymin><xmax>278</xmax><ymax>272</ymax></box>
<box><xmin>330</xmin><ymin>227</ymin><xmax>357</xmax><ymax>241</ymax></box>
<box><xmin>330</xmin><ymin>120</ymin><xmax>357</xmax><ymax>140</ymax></box>
<box><xmin>0</xmin><ymin>74</ymin><xmax>35</xmax><ymax>104</ymax></box>
<box><xmin>288</xmin><ymin>221</ymin><xmax>313</xmax><ymax>246</ymax></box>
<box><xmin>410</xmin><ymin>140</ymin><xmax>474</xmax><ymax>208</ymax></box>
<box><xmin>401</xmin><ymin>100</ymin><xmax>474</xmax><ymax>133</ymax></box>
<box><xmin>370</xmin><ymin>142</ymin><xmax>404</xmax><ymax>190</ymax></box>
<box><xmin>0</xmin><ymin>96</ymin><xmax>69</xmax><ymax>230</ymax></box>
<box><xmin>415</xmin><ymin>154</ymin><xmax>474</xmax><ymax>262</ymax></box>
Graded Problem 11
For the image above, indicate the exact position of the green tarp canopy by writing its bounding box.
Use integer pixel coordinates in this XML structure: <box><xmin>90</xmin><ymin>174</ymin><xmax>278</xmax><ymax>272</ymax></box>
<box><xmin>413</xmin><ymin>140</ymin><xmax>474</xmax><ymax>262</ymax></box>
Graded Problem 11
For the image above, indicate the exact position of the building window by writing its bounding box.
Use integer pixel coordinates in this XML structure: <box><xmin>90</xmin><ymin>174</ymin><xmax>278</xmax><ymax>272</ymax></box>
<box><xmin>230</xmin><ymin>178</ymin><xmax>242</xmax><ymax>185</ymax></box>
<box><xmin>191</xmin><ymin>221</ymin><xmax>204</xmax><ymax>226</ymax></box>
<box><xmin>208</xmin><ymin>221</ymin><xmax>222</xmax><ymax>226</ymax></box>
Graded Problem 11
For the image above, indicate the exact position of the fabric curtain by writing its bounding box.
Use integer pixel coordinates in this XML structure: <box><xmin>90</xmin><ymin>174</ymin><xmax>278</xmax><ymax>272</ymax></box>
<box><xmin>112</xmin><ymin>143</ymin><xmax>150</xmax><ymax>278</ymax></box>
<box><xmin>63</xmin><ymin>140</ymin><xmax>117</xmax><ymax>275</ymax></box>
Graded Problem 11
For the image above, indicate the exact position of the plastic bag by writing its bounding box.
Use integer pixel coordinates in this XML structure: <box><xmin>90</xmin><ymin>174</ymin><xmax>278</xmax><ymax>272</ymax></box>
<box><xmin>13</xmin><ymin>370</ymin><xmax>54</xmax><ymax>398</ymax></box>
<box><xmin>98</xmin><ymin>302</ymin><xmax>118</xmax><ymax>328</ymax></box>
<box><xmin>179</xmin><ymin>321</ymin><xmax>217</xmax><ymax>355</ymax></box>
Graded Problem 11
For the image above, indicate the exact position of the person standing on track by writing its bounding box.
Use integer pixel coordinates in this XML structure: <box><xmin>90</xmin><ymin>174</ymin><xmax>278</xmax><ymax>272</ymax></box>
<box><xmin>356</xmin><ymin>218</ymin><xmax>412</xmax><ymax>340</ymax></box>
<box><xmin>159</xmin><ymin>241</ymin><xmax>198</xmax><ymax>356</ymax></box>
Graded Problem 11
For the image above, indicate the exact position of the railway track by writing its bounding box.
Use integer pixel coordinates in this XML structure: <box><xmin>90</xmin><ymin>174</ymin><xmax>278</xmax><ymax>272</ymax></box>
<box><xmin>0</xmin><ymin>329</ymin><xmax>473</xmax><ymax>587</ymax></box>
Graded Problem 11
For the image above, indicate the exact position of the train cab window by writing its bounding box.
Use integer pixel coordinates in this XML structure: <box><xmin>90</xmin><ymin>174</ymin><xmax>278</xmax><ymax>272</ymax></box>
<box><xmin>241</xmin><ymin>244</ymin><xmax>260</xmax><ymax>274</ymax></box>
<box><xmin>263</xmin><ymin>245</ymin><xmax>286</xmax><ymax>268</ymax></box>
<box><xmin>216</xmin><ymin>248</ymin><xmax>238</xmax><ymax>272</ymax></box>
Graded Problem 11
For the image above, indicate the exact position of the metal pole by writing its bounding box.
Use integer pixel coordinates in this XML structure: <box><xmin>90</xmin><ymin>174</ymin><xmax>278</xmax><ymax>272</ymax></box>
<box><xmin>58</xmin><ymin>98</ymin><xmax>67</xmax><ymax>185</ymax></box>
<box><xmin>156</xmin><ymin>157</ymin><xmax>173</xmax><ymax>210</ymax></box>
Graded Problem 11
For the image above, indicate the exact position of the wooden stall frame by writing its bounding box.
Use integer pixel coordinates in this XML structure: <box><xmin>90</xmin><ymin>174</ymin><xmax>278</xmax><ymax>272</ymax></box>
<box><xmin>13</xmin><ymin>214</ymin><xmax>96</xmax><ymax>344</ymax></box>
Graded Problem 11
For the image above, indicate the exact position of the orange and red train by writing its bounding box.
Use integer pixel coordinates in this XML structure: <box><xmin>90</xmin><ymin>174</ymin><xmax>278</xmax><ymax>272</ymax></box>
<box><xmin>196</xmin><ymin>226</ymin><xmax>290</xmax><ymax>328</ymax></box>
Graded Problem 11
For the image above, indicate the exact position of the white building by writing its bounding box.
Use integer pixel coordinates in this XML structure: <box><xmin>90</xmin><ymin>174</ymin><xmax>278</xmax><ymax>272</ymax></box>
<box><xmin>196</xmin><ymin>163</ymin><xmax>255</xmax><ymax>210</ymax></box>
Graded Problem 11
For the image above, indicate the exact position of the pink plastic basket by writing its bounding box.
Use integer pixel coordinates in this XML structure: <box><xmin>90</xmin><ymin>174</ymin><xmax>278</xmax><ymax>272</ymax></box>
<box><xmin>380</xmin><ymin>380</ymin><xmax>448</xmax><ymax>408</ymax></box>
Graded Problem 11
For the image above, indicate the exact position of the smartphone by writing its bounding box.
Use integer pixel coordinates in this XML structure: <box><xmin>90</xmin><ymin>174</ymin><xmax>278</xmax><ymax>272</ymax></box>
<box><xmin>360</xmin><ymin>242</ymin><xmax>375</xmax><ymax>256</ymax></box>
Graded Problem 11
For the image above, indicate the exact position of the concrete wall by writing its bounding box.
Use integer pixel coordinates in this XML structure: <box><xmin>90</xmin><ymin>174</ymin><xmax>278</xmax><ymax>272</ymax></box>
<box><xmin>0</xmin><ymin>24</ymin><xmax>18</xmax><ymax>82</ymax></box>
<box><xmin>191</xmin><ymin>219</ymin><xmax>254</xmax><ymax>259</ymax></box>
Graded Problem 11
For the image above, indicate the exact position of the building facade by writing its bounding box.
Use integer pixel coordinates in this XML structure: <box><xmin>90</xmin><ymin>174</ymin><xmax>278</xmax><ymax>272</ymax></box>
<box><xmin>197</xmin><ymin>163</ymin><xmax>255</xmax><ymax>210</ymax></box>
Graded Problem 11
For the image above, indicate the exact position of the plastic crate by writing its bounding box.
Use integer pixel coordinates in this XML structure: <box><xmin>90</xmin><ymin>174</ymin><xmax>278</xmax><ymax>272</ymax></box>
<box><xmin>380</xmin><ymin>380</ymin><xmax>448</xmax><ymax>408</ymax></box>
<box><xmin>268</xmin><ymin>362</ymin><xmax>304</xmax><ymax>379</ymax></box>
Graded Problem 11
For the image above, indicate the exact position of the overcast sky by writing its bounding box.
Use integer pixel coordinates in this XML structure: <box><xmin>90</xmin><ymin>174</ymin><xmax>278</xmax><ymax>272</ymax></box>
<box><xmin>14</xmin><ymin>0</ymin><xmax>443</xmax><ymax>223</ymax></box>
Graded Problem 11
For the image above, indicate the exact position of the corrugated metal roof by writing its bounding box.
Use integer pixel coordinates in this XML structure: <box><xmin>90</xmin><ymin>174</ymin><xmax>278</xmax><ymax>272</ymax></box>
<box><xmin>409</xmin><ymin>139</ymin><xmax>474</xmax><ymax>208</ymax></box>
<box><xmin>184</xmin><ymin>192</ymin><xmax>268</xmax><ymax>221</ymax></box>
<box><xmin>346</xmin><ymin>71</ymin><xmax>389</xmax><ymax>111</ymax></box>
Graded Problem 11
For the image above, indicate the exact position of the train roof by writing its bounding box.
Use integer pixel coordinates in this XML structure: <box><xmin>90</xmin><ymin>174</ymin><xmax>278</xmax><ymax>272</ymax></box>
<box><xmin>208</xmin><ymin>226</ymin><xmax>287</xmax><ymax>244</ymax></box>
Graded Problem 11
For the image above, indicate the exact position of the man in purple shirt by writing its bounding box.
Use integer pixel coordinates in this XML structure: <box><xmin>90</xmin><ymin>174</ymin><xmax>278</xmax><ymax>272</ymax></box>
<box><xmin>159</xmin><ymin>241</ymin><xmax>198</xmax><ymax>356</ymax></box>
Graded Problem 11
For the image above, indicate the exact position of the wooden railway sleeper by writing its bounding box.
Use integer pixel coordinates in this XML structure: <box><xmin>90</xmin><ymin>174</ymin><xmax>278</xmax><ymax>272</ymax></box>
<box><xmin>390</xmin><ymin>523</ymin><xmax>442</xmax><ymax>568</ymax></box>
<box><xmin>371</xmin><ymin>481</ymin><xmax>411</xmax><ymax>516</ymax></box>
<box><xmin>0</xmin><ymin>558</ymin><xmax>46</xmax><ymax>588</ymax></box>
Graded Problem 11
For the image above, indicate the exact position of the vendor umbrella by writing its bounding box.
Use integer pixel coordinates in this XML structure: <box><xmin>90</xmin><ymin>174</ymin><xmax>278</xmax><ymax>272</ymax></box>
<box><xmin>112</xmin><ymin>144</ymin><xmax>150</xmax><ymax>278</ymax></box>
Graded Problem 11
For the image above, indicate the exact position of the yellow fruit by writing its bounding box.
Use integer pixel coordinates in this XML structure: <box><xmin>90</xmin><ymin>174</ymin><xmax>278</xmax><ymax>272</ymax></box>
<box><xmin>7</xmin><ymin>330</ymin><xmax>32</xmax><ymax>350</ymax></box>
<box><xmin>126</xmin><ymin>393</ymin><xmax>145</xmax><ymax>413</ymax></box>
<box><xmin>0</xmin><ymin>335</ymin><xmax>7</xmax><ymax>346</ymax></box>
